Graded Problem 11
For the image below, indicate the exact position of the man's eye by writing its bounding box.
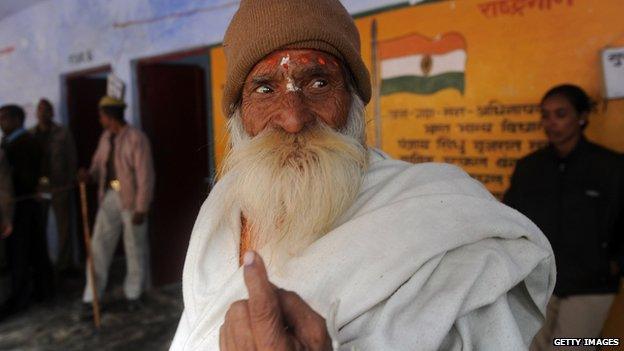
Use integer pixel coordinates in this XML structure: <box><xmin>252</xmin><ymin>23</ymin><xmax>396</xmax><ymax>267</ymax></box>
<box><xmin>255</xmin><ymin>85</ymin><xmax>273</xmax><ymax>94</ymax></box>
<box><xmin>311</xmin><ymin>79</ymin><xmax>328</xmax><ymax>88</ymax></box>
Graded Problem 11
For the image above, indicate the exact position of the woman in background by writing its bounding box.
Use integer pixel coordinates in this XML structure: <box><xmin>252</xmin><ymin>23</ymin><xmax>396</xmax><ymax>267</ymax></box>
<box><xmin>504</xmin><ymin>84</ymin><xmax>624</xmax><ymax>350</ymax></box>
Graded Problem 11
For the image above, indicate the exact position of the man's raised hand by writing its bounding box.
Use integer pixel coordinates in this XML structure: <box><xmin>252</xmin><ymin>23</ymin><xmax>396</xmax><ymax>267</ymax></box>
<box><xmin>219</xmin><ymin>251</ymin><xmax>333</xmax><ymax>351</ymax></box>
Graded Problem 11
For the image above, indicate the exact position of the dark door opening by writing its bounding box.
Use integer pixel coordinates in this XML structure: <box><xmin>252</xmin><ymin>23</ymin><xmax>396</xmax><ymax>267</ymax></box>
<box><xmin>66</xmin><ymin>67</ymin><xmax>109</xmax><ymax>170</ymax></box>
<box><xmin>137</xmin><ymin>49</ymin><xmax>212</xmax><ymax>286</ymax></box>
<box><xmin>65</xmin><ymin>66</ymin><xmax>110</xmax><ymax>261</ymax></box>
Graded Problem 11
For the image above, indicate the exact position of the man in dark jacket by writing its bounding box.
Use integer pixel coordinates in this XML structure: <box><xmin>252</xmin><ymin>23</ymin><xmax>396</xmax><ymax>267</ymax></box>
<box><xmin>0</xmin><ymin>104</ymin><xmax>54</xmax><ymax>318</ymax></box>
<box><xmin>0</xmin><ymin>149</ymin><xmax>13</xmax><ymax>238</ymax></box>
<box><xmin>504</xmin><ymin>85</ymin><xmax>623</xmax><ymax>350</ymax></box>
<box><xmin>30</xmin><ymin>99</ymin><xmax>78</xmax><ymax>272</ymax></box>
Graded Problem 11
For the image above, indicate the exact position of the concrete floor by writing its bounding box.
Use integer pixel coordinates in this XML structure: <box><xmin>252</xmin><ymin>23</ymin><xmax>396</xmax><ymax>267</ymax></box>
<box><xmin>0</xmin><ymin>268</ymin><xmax>183</xmax><ymax>350</ymax></box>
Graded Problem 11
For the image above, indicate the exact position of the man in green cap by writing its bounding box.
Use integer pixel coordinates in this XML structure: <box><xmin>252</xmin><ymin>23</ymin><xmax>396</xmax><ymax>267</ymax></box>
<box><xmin>79</xmin><ymin>96</ymin><xmax>154</xmax><ymax>312</ymax></box>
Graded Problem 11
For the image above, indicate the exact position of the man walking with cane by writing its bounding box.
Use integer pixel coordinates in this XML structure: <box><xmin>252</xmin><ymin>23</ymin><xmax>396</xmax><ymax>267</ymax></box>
<box><xmin>78</xmin><ymin>95</ymin><xmax>154</xmax><ymax>315</ymax></box>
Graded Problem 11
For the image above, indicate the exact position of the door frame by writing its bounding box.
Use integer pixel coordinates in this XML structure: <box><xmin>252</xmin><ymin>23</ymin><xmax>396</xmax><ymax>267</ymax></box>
<box><xmin>132</xmin><ymin>46</ymin><xmax>215</xmax><ymax>177</ymax></box>
<box><xmin>133</xmin><ymin>47</ymin><xmax>216</xmax><ymax>286</ymax></box>
<box><xmin>135</xmin><ymin>46</ymin><xmax>210</xmax><ymax>65</ymax></box>
<box><xmin>60</xmin><ymin>65</ymin><xmax>111</xmax><ymax>126</ymax></box>
<box><xmin>60</xmin><ymin>64</ymin><xmax>111</xmax><ymax>265</ymax></box>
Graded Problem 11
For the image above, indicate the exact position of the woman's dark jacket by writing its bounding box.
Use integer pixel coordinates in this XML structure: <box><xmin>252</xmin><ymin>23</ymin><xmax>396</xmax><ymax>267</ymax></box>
<box><xmin>504</xmin><ymin>137</ymin><xmax>624</xmax><ymax>296</ymax></box>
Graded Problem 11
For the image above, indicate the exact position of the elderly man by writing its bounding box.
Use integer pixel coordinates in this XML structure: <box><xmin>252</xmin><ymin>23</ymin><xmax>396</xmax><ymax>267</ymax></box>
<box><xmin>30</xmin><ymin>98</ymin><xmax>78</xmax><ymax>271</ymax></box>
<box><xmin>79</xmin><ymin>96</ymin><xmax>154</xmax><ymax>313</ymax></box>
<box><xmin>171</xmin><ymin>1</ymin><xmax>555</xmax><ymax>350</ymax></box>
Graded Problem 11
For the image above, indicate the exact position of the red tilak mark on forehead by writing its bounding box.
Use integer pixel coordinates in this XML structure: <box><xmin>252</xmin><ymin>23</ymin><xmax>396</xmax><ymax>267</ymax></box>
<box><xmin>300</xmin><ymin>56</ymin><xmax>310</xmax><ymax>64</ymax></box>
<box><xmin>318</xmin><ymin>57</ymin><xmax>326</xmax><ymax>65</ymax></box>
<box><xmin>282</xmin><ymin>63</ymin><xmax>289</xmax><ymax>70</ymax></box>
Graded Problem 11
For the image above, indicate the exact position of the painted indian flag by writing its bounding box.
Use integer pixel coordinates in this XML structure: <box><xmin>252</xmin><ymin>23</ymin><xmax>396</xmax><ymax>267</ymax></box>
<box><xmin>379</xmin><ymin>32</ymin><xmax>467</xmax><ymax>95</ymax></box>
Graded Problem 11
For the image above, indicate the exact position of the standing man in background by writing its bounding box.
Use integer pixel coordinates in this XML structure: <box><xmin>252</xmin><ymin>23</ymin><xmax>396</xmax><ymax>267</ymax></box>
<box><xmin>79</xmin><ymin>96</ymin><xmax>154</xmax><ymax>313</ymax></box>
<box><xmin>505</xmin><ymin>84</ymin><xmax>624</xmax><ymax>350</ymax></box>
<box><xmin>0</xmin><ymin>104</ymin><xmax>54</xmax><ymax>318</ymax></box>
<box><xmin>0</xmin><ymin>148</ymin><xmax>13</xmax><ymax>308</ymax></box>
<box><xmin>0</xmin><ymin>149</ymin><xmax>13</xmax><ymax>307</ymax></box>
<box><xmin>0</xmin><ymin>149</ymin><xmax>13</xmax><ymax>239</ymax></box>
<box><xmin>30</xmin><ymin>98</ymin><xmax>78</xmax><ymax>272</ymax></box>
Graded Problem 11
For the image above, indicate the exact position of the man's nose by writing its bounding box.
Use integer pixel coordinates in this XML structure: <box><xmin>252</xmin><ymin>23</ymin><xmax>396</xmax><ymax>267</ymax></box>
<box><xmin>272</xmin><ymin>94</ymin><xmax>314</xmax><ymax>134</ymax></box>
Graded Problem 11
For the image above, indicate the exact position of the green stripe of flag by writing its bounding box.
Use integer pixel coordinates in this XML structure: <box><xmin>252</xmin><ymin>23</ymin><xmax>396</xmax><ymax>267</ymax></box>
<box><xmin>381</xmin><ymin>72</ymin><xmax>465</xmax><ymax>96</ymax></box>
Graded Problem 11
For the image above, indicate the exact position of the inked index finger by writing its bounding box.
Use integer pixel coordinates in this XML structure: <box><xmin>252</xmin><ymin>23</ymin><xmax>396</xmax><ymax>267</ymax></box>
<box><xmin>242</xmin><ymin>251</ymin><xmax>289</xmax><ymax>349</ymax></box>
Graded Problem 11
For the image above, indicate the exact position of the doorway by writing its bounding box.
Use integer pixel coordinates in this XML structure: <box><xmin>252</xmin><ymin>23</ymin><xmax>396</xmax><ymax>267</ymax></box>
<box><xmin>136</xmin><ymin>48</ymin><xmax>213</xmax><ymax>286</ymax></box>
<box><xmin>65</xmin><ymin>66</ymin><xmax>109</xmax><ymax>170</ymax></box>
<box><xmin>64</xmin><ymin>65</ymin><xmax>110</xmax><ymax>262</ymax></box>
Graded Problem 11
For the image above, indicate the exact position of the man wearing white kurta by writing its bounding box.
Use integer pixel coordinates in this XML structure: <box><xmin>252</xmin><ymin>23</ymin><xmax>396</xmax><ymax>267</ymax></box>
<box><xmin>172</xmin><ymin>1</ymin><xmax>555</xmax><ymax>350</ymax></box>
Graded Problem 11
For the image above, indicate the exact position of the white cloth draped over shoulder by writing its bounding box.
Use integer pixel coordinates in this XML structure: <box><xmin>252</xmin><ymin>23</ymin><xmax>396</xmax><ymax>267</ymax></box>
<box><xmin>171</xmin><ymin>149</ymin><xmax>555</xmax><ymax>351</ymax></box>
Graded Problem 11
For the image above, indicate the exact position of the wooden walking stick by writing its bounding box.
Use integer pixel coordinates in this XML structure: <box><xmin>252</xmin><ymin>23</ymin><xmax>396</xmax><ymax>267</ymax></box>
<box><xmin>79</xmin><ymin>181</ymin><xmax>101</xmax><ymax>329</ymax></box>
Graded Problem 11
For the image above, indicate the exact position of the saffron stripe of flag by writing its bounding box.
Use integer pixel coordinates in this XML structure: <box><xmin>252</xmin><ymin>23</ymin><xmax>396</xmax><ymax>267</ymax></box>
<box><xmin>378</xmin><ymin>32</ymin><xmax>466</xmax><ymax>60</ymax></box>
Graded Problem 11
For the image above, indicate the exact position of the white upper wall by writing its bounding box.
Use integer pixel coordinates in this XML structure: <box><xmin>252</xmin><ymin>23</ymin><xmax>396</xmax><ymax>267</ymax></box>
<box><xmin>0</xmin><ymin>0</ymin><xmax>426</xmax><ymax>126</ymax></box>
<box><xmin>0</xmin><ymin>0</ymin><xmax>47</xmax><ymax>20</ymax></box>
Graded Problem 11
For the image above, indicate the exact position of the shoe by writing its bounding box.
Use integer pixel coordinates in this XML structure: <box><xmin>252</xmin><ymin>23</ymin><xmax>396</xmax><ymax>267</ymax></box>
<box><xmin>126</xmin><ymin>299</ymin><xmax>144</xmax><ymax>313</ymax></box>
<box><xmin>0</xmin><ymin>297</ymin><xmax>28</xmax><ymax>323</ymax></box>
<box><xmin>0</xmin><ymin>303</ymin><xmax>18</xmax><ymax>323</ymax></box>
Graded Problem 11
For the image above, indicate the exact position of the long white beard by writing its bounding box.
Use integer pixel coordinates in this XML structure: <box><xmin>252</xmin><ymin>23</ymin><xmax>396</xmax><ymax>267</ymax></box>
<box><xmin>221</xmin><ymin>95</ymin><xmax>368</xmax><ymax>264</ymax></box>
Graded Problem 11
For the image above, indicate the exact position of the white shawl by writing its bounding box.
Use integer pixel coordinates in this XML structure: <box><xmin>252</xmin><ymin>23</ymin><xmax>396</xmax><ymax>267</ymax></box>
<box><xmin>171</xmin><ymin>149</ymin><xmax>555</xmax><ymax>350</ymax></box>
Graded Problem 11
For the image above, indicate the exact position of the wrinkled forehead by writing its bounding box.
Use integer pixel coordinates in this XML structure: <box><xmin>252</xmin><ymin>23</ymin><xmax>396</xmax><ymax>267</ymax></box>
<box><xmin>246</xmin><ymin>49</ymin><xmax>346</xmax><ymax>80</ymax></box>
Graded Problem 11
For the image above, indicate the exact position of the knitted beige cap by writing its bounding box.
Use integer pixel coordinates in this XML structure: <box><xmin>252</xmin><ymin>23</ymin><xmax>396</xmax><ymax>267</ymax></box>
<box><xmin>222</xmin><ymin>0</ymin><xmax>371</xmax><ymax>116</ymax></box>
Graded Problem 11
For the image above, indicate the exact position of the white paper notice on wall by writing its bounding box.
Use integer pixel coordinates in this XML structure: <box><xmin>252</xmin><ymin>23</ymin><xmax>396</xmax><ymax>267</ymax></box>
<box><xmin>601</xmin><ymin>47</ymin><xmax>624</xmax><ymax>99</ymax></box>
<box><xmin>107</xmin><ymin>74</ymin><xmax>125</xmax><ymax>100</ymax></box>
